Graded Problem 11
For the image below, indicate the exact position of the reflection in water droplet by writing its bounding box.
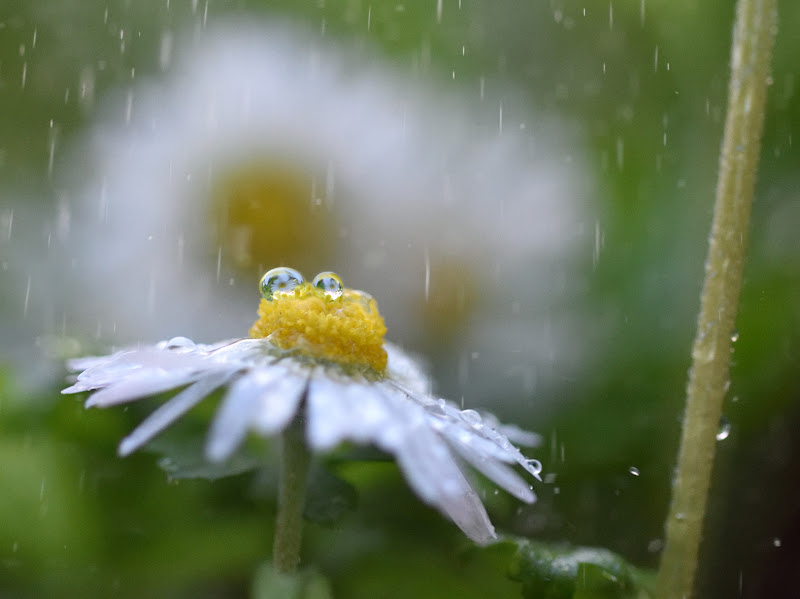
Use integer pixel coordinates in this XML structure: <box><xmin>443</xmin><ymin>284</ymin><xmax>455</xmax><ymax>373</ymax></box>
<box><xmin>526</xmin><ymin>459</ymin><xmax>543</xmax><ymax>477</ymax></box>
<box><xmin>312</xmin><ymin>271</ymin><xmax>344</xmax><ymax>300</ymax></box>
<box><xmin>260</xmin><ymin>267</ymin><xmax>304</xmax><ymax>300</ymax></box>
<box><xmin>629</xmin><ymin>466</ymin><xmax>640</xmax><ymax>476</ymax></box>
<box><xmin>716</xmin><ymin>416</ymin><xmax>731</xmax><ymax>441</ymax></box>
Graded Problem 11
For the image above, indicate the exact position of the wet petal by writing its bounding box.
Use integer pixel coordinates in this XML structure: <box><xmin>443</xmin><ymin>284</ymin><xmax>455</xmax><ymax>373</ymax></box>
<box><xmin>305</xmin><ymin>377</ymin><xmax>398</xmax><ymax>451</ymax></box>
<box><xmin>206</xmin><ymin>365</ymin><xmax>305</xmax><ymax>461</ymax></box>
<box><xmin>390</xmin><ymin>412</ymin><xmax>496</xmax><ymax>545</ymax></box>
<box><xmin>118</xmin><ymin>370</ymin><xmax>235</xmax><ymax>456</ymax></box>
<box><xmin>84</xmin><ymin>371</ymin><xmax>199</xmax><ymax>407</ymax></box>
<box><xmin>445</xmin><ymin>431</ymin><xmax>536</xmax><ymax>503</ymax></box>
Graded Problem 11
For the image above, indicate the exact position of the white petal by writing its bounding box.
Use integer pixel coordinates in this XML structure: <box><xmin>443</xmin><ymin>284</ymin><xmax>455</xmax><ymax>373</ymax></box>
<box><xmin>481</xmin><ymin>413</ymin><xmax>543</xmax><ymax>448</ymax></box>
<box><xmin>433</xmin><ymin>401</ymin><xmax>543</xmax><ymax>482</ymax></box>
<box><xmin>84</xmin><ymin>371</ymin><xmax>198</xmax><ymax>407</ymax></box>
<box><xmin>384</xmin><ymin>342</ymin><xmax>430</xmax><ymax>394</ymax></box>
<box><xmin>391</xmin><ymin>416</ymin><xmax>496</xmax><ymax>545</ymax></box>
<box><xmin>205</xmin><ymin>366</ymin><xmax>305</xmax><ymax>461</ymax></box>
<box><xmin>445</xmin><ymin>432</ymin><xmax>536</xmax><ymax>503</ymax></box>
<box><xmin>305</xmin><ymin>377</ymin><xmax>398</xmax><ymax>451</ymax></box>
<box><xmin>251</xmin><ymin>369</ymin><xmax>307</xmax><ymax>435</ymax></box>
<box><xmin>118</xmin><ymin>371</ymin><xmax>234</xmax><ymax>456</ymax></box>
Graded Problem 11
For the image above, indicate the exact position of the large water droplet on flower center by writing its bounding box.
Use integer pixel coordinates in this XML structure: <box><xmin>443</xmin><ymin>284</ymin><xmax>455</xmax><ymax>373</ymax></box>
<box><xmin>312</xmin><ymin>271</ymin><xmax>344</xmax><ymax>300</ymax></box>
<box><xmin>260</xmin><ymin>267</ymin><xmax>304</xmax><ymax>300</ymax></box>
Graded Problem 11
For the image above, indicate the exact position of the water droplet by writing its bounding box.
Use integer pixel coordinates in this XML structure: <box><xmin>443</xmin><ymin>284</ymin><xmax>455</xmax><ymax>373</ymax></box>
<box><xmin>731</xmin><ymin>329</ymin><xmax>739</xmax><ymax>342</ymax></box>
<box><xmin>260</xmin><ymin>267</ymin><xmax>304</xmax><ymax>300</ymax></box>
<box><xmin>165</xmin><ymin>336</ymin><xmax>196</xmax><ymax>352</ymax></box>
<box><xmin>526</xmin><ymin>459</ymin><xmax>543</xmax><ymax>477</ymax></box>
<box><xmin>460</xmin><ymin>409</ymin><xmax>483</xmax><ymax>427</ymax></box>
<box><xmin>629</xmin><ymin>466</ymin><xmax>640</xmax><ymax>476</ymax></box>
<box><xmin>773</xmin><ymin>537</ymin><xmax>781</xmax><ymax>547</ymax></box>
<box><xmin>716</xmin><ymin>416</ymin><xmax>731</xmax><ymax>441</ymax></box>
<box><xmin>312</xmin><ymin>271</ymin><xmax>344</xmax><ymax>300</ymax></box>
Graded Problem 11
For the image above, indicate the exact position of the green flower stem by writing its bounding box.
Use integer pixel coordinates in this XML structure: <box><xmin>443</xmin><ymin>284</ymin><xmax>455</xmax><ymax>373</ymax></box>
<box><xmin>272</xmin><ymin>411</ymin><xmax>311</xmax><ymax>574</ymax></box>
<box><xmin>655</xmin><ymin>0</ymin><xmax>777</xmax><ymax>597</ymax></box>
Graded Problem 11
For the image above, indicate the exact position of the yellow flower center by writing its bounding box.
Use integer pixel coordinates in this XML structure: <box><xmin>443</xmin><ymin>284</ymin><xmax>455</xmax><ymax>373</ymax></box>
<box><xmin>249</xmin><ymin>268</ymin><xmax>388</xmax><ymax>374</ymax></box>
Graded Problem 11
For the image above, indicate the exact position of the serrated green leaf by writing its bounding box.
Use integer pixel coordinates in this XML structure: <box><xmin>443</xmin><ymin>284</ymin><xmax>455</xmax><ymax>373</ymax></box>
<box><xmin>507</xmin><ymin>540</ymin><xmax>654</xmax><ymax>599</ymax></box>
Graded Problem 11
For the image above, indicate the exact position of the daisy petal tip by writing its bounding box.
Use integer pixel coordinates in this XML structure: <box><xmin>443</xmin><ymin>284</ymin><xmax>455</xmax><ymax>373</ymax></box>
<box><xmin>117</xmin><ymin>437</ymin><xmax>138</xmax><ymax>458</ymax></box>
<box><xmin>470</xmin><ymin>525</ymin><xmax>498</xmax><ymax>546</ymax></box>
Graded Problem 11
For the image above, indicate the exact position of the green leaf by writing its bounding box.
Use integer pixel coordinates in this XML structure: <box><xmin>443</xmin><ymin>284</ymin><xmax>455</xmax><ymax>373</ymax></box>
<box><xmin>252</xmin><ymin>562</ymin><xmax>333</xmax><ymax>599</ymax></box>
<box><xmin>303</xmin><ymin>463</ymin><xmax>358</xmax><ymax>526</ymax></box>
<box><xmin>506</xmin><ymin>539</ymin><xmax>654</xmax><ymax>599</ymax></box>
<box><xmin>148</xmin><ymin>434</ymin><xmax>265</xmax><ymax>481</ymax></box>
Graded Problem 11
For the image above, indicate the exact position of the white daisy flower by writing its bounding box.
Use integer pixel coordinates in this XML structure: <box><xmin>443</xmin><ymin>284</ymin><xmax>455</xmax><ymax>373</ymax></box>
<box><xmin>49</xmin><ymin>21</ymin><xmax>588</xmax><ymax>409</ymax></box>
<box><xmin>62</xmin><ymin>267</ymin><xmax>542</xmax><ymax>546</ymax></box>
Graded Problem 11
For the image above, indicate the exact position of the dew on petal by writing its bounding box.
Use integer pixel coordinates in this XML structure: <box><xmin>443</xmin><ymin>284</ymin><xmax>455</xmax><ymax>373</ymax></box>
<box><xmin>525</xmin><ymin>458</ymin><xmax>543</xmax><ymax>477</ymax></box>
<box><xmin>165</xmin><ymin>336</ymin><xmax>196</xmax><ymax>352</ymax></box>
<box><xmin>460</xmin><ymin>409</ymin><xmax>483</xmax><ymax>427</ymax></box>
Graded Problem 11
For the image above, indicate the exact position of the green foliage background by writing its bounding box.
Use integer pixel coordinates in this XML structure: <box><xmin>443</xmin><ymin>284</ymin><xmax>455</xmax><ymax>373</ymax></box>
<box><xmin>1</xmin><ymin>1</ymin><xmax>799</xmax><ymax>597</ymax></box>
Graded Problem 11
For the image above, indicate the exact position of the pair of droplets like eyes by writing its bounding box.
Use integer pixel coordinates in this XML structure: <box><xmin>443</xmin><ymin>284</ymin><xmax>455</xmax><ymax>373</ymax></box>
<box><xmin>260</xmin><ymin>266</ymin><xmax>344</xmax><ymax>302</ymax></box>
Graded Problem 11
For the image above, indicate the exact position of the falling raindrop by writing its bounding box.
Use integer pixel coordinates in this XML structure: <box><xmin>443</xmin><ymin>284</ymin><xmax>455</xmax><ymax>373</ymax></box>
<box><xmin>731</xmin><ymin>329</ymin><xmax>739</xmax><ymax>342</ymax></box>
<box><xmin>773</xmin><ymin>538</ymin><xmax>781</xmax><ymax>548</ymax></box>
<box><xmin>716</xmin><ymin>416</ymin><xmax>731</xmax><ymax>441</ymax></box>
<box><xmin>628</xmin><ymin>466</ymin><xmax>640</xmax><ymax>476</ymax></box>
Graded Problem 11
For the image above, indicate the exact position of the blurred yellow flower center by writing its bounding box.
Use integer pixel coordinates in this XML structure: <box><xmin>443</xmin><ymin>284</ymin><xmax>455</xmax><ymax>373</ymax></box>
<box><xmin>209</xmin><ymin>162</ymin><xmax>334</xmax><ymax>275</ymax></box>
<box><xmin>249</xmin><ymin>268</ymin><xmax>388</xmax><ymax>373</ymax></box>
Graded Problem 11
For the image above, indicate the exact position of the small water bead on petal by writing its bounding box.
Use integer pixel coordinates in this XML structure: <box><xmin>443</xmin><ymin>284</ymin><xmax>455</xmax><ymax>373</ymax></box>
<box><xmin>312</xmin><ymin>271</ymin><xmax>344</xmax><ymax>300</ymax></box>
<box><xmin>165</xmin><ymin>336</ymin><xmax>197</xmax><ymax>352</ymax></box>
<box><xmin>460</xmin><ymin>409</ymin><xmax>484</xmax><ymax>428</ymax></box>
<box><xmin>525</xmin><ymin>459</ymin><xmax>543</xmax><ymax>478</ymax></box>
<box><xmin>259</xmin><ymin>267</ymin><xmax>304</xmax><ymax>301</ymax></box>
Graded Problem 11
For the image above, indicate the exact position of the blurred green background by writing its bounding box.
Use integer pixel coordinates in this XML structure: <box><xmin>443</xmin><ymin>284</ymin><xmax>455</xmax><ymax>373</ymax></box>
<box><xmin>1</xmin><ymin>1</ymin><xmax>799</xmax><ymax>597</ymax></box>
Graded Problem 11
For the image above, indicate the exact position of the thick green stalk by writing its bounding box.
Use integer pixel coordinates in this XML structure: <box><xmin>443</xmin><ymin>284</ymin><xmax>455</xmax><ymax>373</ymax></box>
<box><xmin>272</xmin><ymin>411</ymin><xmax>311</xmax><ymax>574</ymax></box>
<box><xmin>655</xmin><ymin>0</ymin><xmax>776</xmax><ymax>597</ymax></box>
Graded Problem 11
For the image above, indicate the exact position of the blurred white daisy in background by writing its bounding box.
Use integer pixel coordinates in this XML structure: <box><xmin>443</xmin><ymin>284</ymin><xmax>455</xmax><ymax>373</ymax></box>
<box><xmin>63</xmin><ymin>268</ymin><xmax>542</xmax><ymax>545</ymax></box>
<box><xmin>46</xmin><ymin>20</ymin><xmax>590</xmax><ymax>409</ymax></box>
